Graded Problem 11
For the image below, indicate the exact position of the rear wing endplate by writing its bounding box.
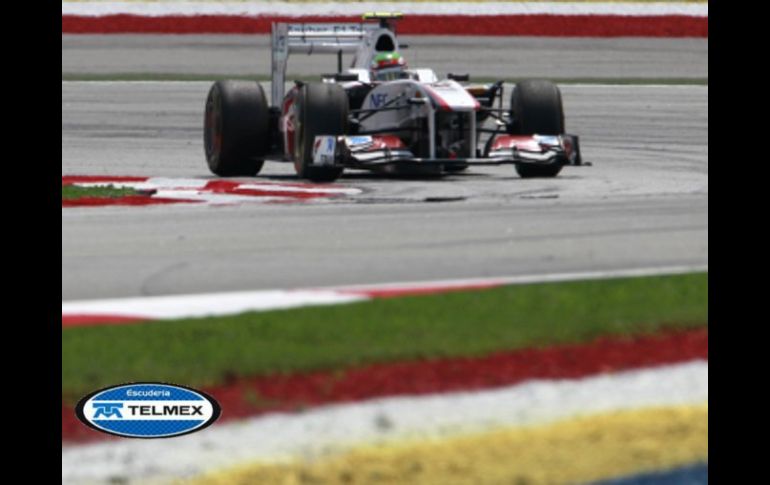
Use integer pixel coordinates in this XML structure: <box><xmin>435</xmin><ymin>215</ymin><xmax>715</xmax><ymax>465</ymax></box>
<box><xmin>271</xmin><ymin>22</ymin><xmax>377</xmax><ymax>107</ymax></box>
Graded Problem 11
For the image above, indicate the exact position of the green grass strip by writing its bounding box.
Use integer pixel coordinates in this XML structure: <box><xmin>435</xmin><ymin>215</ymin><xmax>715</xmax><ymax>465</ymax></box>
<box><xmin>62</xmin><ymin>272</ymin><xmax>707</xmax><ymax>402</ymax></box>
<box><xmin>61</xmin><ymin>72</ymin><xmax>708</xmax><ymax>86</ymax></box>
<box><xmin>62</xmin><ymin>184</ymin><xmax>141</xmax><ymax>200</ymax></box>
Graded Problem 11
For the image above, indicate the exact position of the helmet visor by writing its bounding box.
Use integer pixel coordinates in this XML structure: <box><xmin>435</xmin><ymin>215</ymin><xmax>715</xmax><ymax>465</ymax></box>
<box><xmin>374</xmin><ymin>68</ymin><xmax>404</xmax><ymax>81</ymax></box>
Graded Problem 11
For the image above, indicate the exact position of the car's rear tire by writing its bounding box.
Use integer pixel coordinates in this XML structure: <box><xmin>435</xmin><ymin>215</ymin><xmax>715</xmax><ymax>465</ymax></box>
<box><xmin>204</xmin><ymin>80</ymin><xmax>268</xmax><ymax>176</ymax></box>
<box><xmin>293</xmin><ymin>83</ymin><xmax>347</xmax><ymax>182</ymax></box>
<box><xmin>509</xmin><ymin>80</ymin><xmax>565</xmax><ymax>178</ymax></box>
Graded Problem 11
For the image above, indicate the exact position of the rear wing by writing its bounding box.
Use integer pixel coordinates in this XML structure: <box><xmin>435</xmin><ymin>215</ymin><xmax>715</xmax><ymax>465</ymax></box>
<box><xmin>271</xmin><ymin>22</ymin><xmax>376</xmax><ymax>107</ymax></box>
<box><xmin>270</xmin><ymin>13</ymin><xmax>403</xmax><ymax>107</ymax></box>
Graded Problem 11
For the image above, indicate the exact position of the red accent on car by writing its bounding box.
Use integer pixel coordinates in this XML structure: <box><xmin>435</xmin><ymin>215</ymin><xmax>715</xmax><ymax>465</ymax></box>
<box><xmin>282</xmin><ymin>90</ymin><xmax>297</xmax><ymax>159</ymax></box>
<box><xmin>563</xmin><ymin>136</ymin><xmax>574</xmax><ymax>159</ymax></box>
<box><xmin>370</xmin><ymin>135</ymin><xmax>407</xmax><ymax>150</ymax></box>
<box><xmin>424</xmin><ymin>86</ymin><xmax>452</xmax><ymax>111</ymax></box>
<box><xmin>490</xmin><ymin>135</ymin><xmax>543</xmax><ymax>152</ymax></box>
<box><xmin>376</xmin><ymin>58</ymin><xmax>404</xmax><ymax>69</ymax></box>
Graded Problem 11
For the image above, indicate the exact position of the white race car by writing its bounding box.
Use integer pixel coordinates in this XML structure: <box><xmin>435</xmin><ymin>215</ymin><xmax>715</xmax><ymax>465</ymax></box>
<box><xmin>204</xmin><ymin>13</ymin><xmax>583</xmax><ymax>182</ymax></box>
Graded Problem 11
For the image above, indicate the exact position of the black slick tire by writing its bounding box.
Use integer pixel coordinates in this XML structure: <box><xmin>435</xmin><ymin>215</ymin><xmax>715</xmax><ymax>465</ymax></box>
<box><xmin>204</xmin><ymin>80</ymin><xmax>268</xmax><ymax>176</ymax></box>
<box><xmin>509</xmin><ymin>80</ymin><xmax>565</xmax><ymax>178</ymax></box>
<box><xmin>293</xmin><ymin>83</ymin><xmax>347</xmax><ymax>182</ymax></box>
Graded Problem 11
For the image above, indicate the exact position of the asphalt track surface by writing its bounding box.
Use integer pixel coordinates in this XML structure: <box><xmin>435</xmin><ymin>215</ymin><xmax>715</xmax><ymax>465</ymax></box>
<box><xmin>62</xmin><ymin>34</ymin><xmax>708</xmax><ymax>80</ymax></box>
<box><xmin>61</xmin><ymin>37</ymin><xmax>707</xmax><ymax>301</ymax></box>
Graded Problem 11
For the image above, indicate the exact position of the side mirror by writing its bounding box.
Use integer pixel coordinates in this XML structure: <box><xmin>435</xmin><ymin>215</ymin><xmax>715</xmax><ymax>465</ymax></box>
<box><xmin>448</xmin><ymin>73</ymin><xmax>470</xmax><ymax>82</ymax></box>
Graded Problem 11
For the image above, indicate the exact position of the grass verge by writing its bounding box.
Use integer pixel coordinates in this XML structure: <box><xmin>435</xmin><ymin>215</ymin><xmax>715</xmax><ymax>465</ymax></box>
<box><xmin>62</xmin><ymin>184</ymin><xmax>142</xmax><ymax>200</ymax></box>
<box><xmin>62</xmin><ymin>272</ymin><xmax>707</xmax><ymax>402</ymax></box>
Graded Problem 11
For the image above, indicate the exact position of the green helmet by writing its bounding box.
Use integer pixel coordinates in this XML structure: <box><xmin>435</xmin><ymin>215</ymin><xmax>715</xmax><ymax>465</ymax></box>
<box><xmin>370</xmin><ymin>52</ymin><xmax>407</xmax><ymax>81</ymax></box>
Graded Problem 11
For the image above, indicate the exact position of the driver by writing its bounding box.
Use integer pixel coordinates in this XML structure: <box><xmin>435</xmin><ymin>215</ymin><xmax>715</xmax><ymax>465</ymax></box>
<box><xmin>370</xmin><ymin>52</ymin><xmax>407</xmax><ymax>82</ymax></box>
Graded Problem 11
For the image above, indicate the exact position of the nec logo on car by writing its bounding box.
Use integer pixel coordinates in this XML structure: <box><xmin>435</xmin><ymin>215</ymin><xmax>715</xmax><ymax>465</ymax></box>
<box><xmin>75</xmin><ymin>383</ymin><xmax>221</xmax><ymax>439</ymax></box>
<box><xmin>370</xmin><ymin>93</ymin><xmax>388</xmax><ymax>108</ymax></box>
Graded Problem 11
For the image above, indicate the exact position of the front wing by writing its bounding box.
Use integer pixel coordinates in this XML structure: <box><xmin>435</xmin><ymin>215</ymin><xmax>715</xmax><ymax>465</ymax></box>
<box><xmin>311</xmin><ymin>134</ymin><xmax>583</xmax><ymax>171</ymax></box>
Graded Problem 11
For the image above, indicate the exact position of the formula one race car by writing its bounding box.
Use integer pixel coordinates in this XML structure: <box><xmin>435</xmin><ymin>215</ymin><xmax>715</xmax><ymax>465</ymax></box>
<box><xmin>204</xmin><ymin>13</ymin><xmax>583</xmax><ymax>182</ymax></box>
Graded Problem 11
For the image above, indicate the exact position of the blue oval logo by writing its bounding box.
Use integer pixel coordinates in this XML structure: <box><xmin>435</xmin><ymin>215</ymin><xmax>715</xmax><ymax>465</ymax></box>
<box><xmin>75</xmin><ymin>383</ymin><xmax>221</xmax><ymax>439</ymax></box>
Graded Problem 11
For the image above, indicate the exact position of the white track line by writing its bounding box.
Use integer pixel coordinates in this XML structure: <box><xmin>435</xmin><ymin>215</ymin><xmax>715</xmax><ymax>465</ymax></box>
<box><xmin>236</xmin><ymin>183</ymin><xmax>361</xmax><ymax>195</ymax></box>
<box><xmin>62</xmin><ymin>265</ymin><xmax>707</xmax><ymax>323</ymax></box>
<box><xmin>62</xmin><ymin>360</ymin><xmax>708</xmax><ymax>484</ymax></box>
<box><xmin>332</xmin><ymin>264</ymin><xmax>708</xmax><ymax>292</ymax></box>
<box><xmin>62</xmin><ymin>290</ymin><xmax>367</xmax><ymax>320</ymax></box>
<box><xmin>61</xmin><ymin>2</ymin><xmax>709</xmax><ymax>17</ymax></box>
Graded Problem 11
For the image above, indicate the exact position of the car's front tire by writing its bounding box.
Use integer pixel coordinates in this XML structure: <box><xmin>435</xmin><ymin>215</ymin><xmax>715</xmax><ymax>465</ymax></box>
<box><xmin>509</xmin><ymin>80</ymin><xmax>565</xmax><ymax>178</ymax></box>
<box><xmin>204</xmin><ymin>80</ymin><xmax>269</xmax><ymax>176</ymax></box>
<box><xmin>293</xmin><ymin>83</ymin><xmax>348</xmax><ymax>183</ymax></box>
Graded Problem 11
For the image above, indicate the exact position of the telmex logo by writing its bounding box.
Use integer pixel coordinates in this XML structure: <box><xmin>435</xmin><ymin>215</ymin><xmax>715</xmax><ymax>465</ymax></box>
<box><xmin>75</xmin><ymin>383</ymin><xmax>221</xmax><ymax>439</ymax></box>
